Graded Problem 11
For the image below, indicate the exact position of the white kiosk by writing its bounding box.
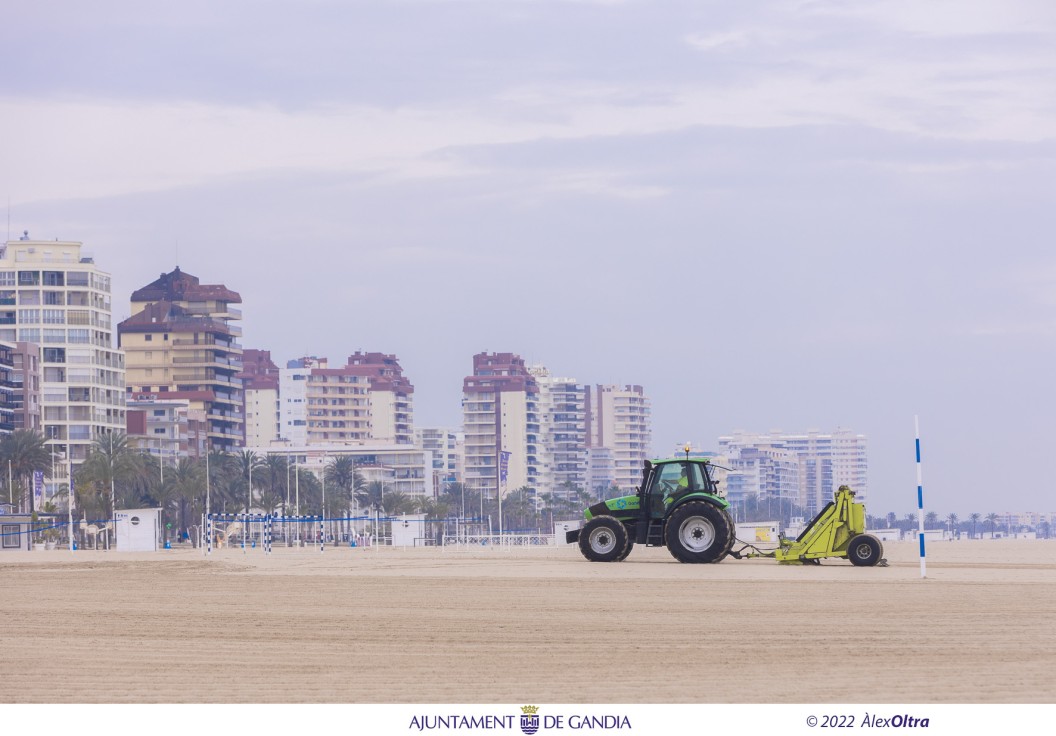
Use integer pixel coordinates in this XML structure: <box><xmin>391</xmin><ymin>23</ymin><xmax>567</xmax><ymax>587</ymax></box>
<box><xmin>115</xmin><ymin>508</ymin><xmax>161</xmax><ymax>552</ymax></box>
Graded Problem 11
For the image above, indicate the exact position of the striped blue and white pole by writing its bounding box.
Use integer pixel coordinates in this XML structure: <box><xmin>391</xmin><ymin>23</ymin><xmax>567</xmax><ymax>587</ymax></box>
<box><xmin>915</xmin><ymin>415</ymin><xmax>926</xmax><ymax>579</ymax></box>
<box><xmin>319</xmin><ymin>516</ymin><xmax>324</xmax><ymax>554</ymax></box>
<box><xmin>206</xmin><ymin>514</ymin><xmax>213</xmax><ymax>556</ymax></box>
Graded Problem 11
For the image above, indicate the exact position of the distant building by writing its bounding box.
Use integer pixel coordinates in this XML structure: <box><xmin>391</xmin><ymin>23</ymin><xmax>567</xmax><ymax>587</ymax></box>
<box><xmin>125</xmin><ymin>396</ymin><xmax>208</xmax><ymax>463</ymax></box>
<box><xmin>0</xmin><ymin>235</ymin><xmax>125</xmax><ymax>468</ymax></box>
<box><xmin>306</xmin><ymin>352</ymin><xmax>414</xmax><ymax>445</ymax></box>
<box><xmin>530</xmin><ymin>366</ymin><xmax>587</xmax><ymax>499</ymax></box>
<box><xmin>585</xmin><ymin>384</ymin><xmax>651</xmax><ymax>494</ymax></box>
<box><xmin>275</xmin><ymin>353</ymin><xmax>414</xmax><ymax>447</ymax></box>
<box><xmin>718</xmin><ymin>429</ymin><xmax>869</xmax><ymax>515</ymax></box>
<box><xmin>462</xmin><ymin>352</ymin><xmax>540</xmax><ymax>501</ymax></box>
<box><xmin>245</xmin><ymin>442</ymin><xmax>432</xmax><ymax>499</ymax></box>
<box><xmin>415</xmin><ymin>426</ymin><xmax>462</xmax><ymax>494</ymax></box>
<box><xmin>240</xmin><ymin>349</ymin><xmax>280</xmax><ymax>446</ymax></box>
<box><xmin>10</xmin><ymin>342</ymin><xmax>42</xmax><ymax>432</ymax></box>
<box><xmin>278</xmin><ymin>356</ymin><xmax>320</xmax><ymax>444</ymax></box>
<box><xmin>0</xmin><ymin>341</ymin><xmax>16</xmax><ymax>436</ymax></box>
<box><xmin>119</xmin><ymin>267</ymin><xmax>243</xmax><ymax>452</ymax></box>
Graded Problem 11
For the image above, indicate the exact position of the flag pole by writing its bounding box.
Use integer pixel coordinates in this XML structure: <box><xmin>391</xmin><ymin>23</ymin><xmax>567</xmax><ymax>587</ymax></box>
<box><xmin>915</xmin><ymin>415</ymin><xmax>927</xmax><ymax>579</ymax></box>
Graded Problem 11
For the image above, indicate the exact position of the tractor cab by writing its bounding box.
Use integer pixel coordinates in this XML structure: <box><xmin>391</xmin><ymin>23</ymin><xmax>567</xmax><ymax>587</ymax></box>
<box><xmin>640</xmin><ymin>459</ymin><xmax>721</xmax><ymax>519</ymax></box>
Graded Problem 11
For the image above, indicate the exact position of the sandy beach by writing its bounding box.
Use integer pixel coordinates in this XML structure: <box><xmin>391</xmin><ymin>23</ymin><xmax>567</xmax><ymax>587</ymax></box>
<box><xmin>1</xmin><ymin>539</ymin><xmax>1054</xmax><ymax>704</ymax></box>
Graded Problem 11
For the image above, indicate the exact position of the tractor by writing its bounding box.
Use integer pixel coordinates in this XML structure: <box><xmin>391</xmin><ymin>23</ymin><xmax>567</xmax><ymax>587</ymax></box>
<box><xmin>567</xmin><ymin>456</ymin><xmax>885</xmax><ymax>566</ymax></box>
<box><xmin>566</xmin><ymin>457</ymin><xmax>736</xmax><ymax>563</ymax></box>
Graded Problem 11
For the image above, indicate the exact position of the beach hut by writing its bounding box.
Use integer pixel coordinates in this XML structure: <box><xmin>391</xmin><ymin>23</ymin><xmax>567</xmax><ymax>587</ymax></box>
<box><xmin>0</xmin><ymin>513</ymin><xmax>34</xmax><ymax>552</ymax></box>
<box><xmin>114</xmin><ymin>508</ymin><xmax>161</xmax><ymax>552</ymax></box>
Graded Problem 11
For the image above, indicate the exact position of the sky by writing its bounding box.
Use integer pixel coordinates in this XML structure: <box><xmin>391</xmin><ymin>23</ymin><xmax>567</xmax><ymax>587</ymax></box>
<box><xmin>2</xmin><ymin>0</ymin><xmax>1054</xmax><ymax>517</ymax></box>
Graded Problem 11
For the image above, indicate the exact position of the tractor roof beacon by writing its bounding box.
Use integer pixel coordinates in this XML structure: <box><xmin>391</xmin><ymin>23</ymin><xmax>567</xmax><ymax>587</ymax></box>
<box><xmin>567</xmin><ymin>458</ymin><xmax>735</xmax><ymax>563</ymax></box>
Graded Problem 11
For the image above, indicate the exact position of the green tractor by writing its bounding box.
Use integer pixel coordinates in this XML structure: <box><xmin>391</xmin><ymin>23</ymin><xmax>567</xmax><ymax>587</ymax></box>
<box><xmin>566</xmin><ymin>457</ymin><xmax>735</xmax><ymax>563</ymax></box>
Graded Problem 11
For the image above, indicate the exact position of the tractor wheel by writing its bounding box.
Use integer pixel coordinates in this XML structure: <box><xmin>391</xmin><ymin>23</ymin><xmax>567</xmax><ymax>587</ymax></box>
<box><xmin>720</xmin><ymin>507</ymin><xmax>736</xmax><ymax>558</ymax></box>
<box><xmin>615</xmin><ymin>537</ymin><xmax>634</xmax><ymax>562</ymax></box>
<box><xmin>578</xmin><ymin>516</ymin><xmax>629</xmax><ymax>562</ymax></box>
<box><xmin>847</xmin><ymin>534</ymin><xmax>883</xmax><ymax>566</ymax></box>
<box><xmin>665</xmin><ymin>502</ymin><xmax>733</xmax><ymax>563</ymax></box>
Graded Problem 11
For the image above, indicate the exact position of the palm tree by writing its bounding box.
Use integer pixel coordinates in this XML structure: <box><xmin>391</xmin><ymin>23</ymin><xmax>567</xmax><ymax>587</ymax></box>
<box><xmin>167</xmin><ymin>457</ymin><xmax>204</xmax><ymax>542</ymax></box>
<box><xmin>440</xmin><ymin>482</ymin><xmax>480</xmax><ymax>521</ymax></box>
<box><xmin>946</xmin><ymin>513</ymin><xmax>959</xmax><ymax>538</ymax></box>
<box><xmin>0</xmin><ymin>429</ymin><xmax>51</xmax><ymax>514</ymax></box>
<box><xmin>357</xmin><ymin>480</ymin><xmax>388</xmax><ymax>514</ymax></box>
<box><xmin>76</xmin><ymin>431</ymin><xmax>145</xmax><ymax>528</ymax></box>
<box><xmin>500</xmin><ymin>486</ymin><xmax>538</xmax><ymax>532</ymax></box>
<box><xmin>985</xmin><ymin>512</ymin><xmax>999</xmax><ymax>537</ymax></box>
<box><xmin>381</xmin><ymin>490</ymin><xmax>418</xmax><ymax>516</ymax></box>
<box><xmin>925</xmin><ymin>511</ymin><xmax>938</xmax><ymax>529</ymax></box>
<box><xmin>969</xmin><ymin>513</ymin><xmax>981</xmax><ymax>539</ymax></box>
<box><xmin>233</xmin><ymin>450</ymin><xmax>266</xmax><ymax>515</ymax></box>
<box><xmin>257</xmin><ymin>454</ymin><xmax>289</xmax><ymax>518</ymax></box>
<box><xmin>325</xmin><ymin>456</ymin><xmax>363</xmax><ymax>538</ymax></box>
<box><xmin>886</xmin><ymin>512</ymin><xmax>897</xmax><ymax>529</ymax></box>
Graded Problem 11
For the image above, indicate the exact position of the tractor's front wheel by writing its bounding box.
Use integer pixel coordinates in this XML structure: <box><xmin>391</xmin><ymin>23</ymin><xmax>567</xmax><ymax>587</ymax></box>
<box><xmin>665</xmin><ymin>502</ymin><xmax>733</xmax><ymax>563</ymax></box>
<box><xmin>847</xmin><ymin>534</ymin><xmax>883</xmax><ymax>566</ymax></box>
<box><xmin>578</xmin><ymin>516</ymin><xmax>630</xmax><ymax>562</ymax></box>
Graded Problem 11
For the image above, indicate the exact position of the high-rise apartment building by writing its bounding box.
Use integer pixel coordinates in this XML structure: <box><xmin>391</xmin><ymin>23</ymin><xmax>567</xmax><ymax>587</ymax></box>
<box><xmin>0</xmin><ymin>235</ymin><xmax>125</xmax><ymax>465</ymax></box>
<box><xmin>462</xmin><ymin>353</ymin><xmax>540</xmax><ymax>500</ymax></box>
<box><xmin>278</xmin><ymin>354</ymin><xmax>414</xmax><ymax>446</ymax></box>
<box><xmin>529</xmin><ymin>366</ymin><xmax>587</xmax><ymax>498</ymax></box>
<box><xmin>585</xmin><ymin>384</ymin><xmax>651</xmax><ymax>494</ymax></box>
<box><xmin>118</xmin><ymin>267</ymin><xmax>243</xmax><ymax>452</ymax></box>
<box><xmin>304</xmin><ymin>352</ymin><xmax>414</xmax><ymax>445</ymax></box>
<box><xmin>278</xmin><ymin>356</ymin><xmax>321</xmax><ymax>444</ymax></box>
<box><xmin>240</xmin><ymin>349</ymin><xmax>280</xmax><ymax>446</ymax></box>
<box><xmin>0</xmin><ymin>342</ymin><xmax>16</xmax><ymax>436</ymax></box>
<box><xmin>718</xmin><ymin>429</ymin><xmax>869</xmax><ymax>515</ymax></box>
<box><xmin>415</xmin><ymin>426</ymin><xmax>462</xmax><ymax>493</ymax></box>
<box><xmin>10</xmin><ymin>342</ymin><xmax>42</xmax><ymax>432</ymax></box>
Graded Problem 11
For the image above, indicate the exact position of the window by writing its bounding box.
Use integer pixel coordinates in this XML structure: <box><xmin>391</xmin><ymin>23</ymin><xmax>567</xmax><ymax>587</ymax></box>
<box><xmin>67</xmin><ymin>329</ymin><xmax>89</xmax><ymax>344</ymax></box>
<box><xmin>18</xmin><ymin>328</ymin><xmax>40</xmax><ymax>343</ymax></box>
<box><xmin>17</xmin><ymin>271</ymin><xmax>40</xmax><ymax>285</ymax></box>
<box><xmin>42</xmin><ymin>309</ymin><xmax>65</xmax><ymax>324</ymax></box>
<box><xmin>0</xmin><ymin>272</ymin><xmax>14</xmax><ymax>286</ymax></box>
<box><xmin>18</xmin><ymin>309</ymin><xmax>40</xmax><ymax>323</ymax></box>
<box><xmin>66</xmin><ymin>272</ymin><xmax>88</xmax><ymax>286</ymax></box>
<box><xmin>43</xmin><ymin>329</ymin><xmax>66</xmax><ymax>344</ymax></box>
<box><xmin>2</xmin><ymin>524</ymin><xmax>20</xmax><ymax>548</ymax></box>
<box><xmin>145</xmin><ymin>334</ymin><xmax>153</xmax><ymax>342</ymax></box>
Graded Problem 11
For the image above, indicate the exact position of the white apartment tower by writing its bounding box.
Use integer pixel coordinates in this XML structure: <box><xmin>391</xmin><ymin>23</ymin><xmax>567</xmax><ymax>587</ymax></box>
<box><xmin>586</xmin><ymin>384</ymin><xmax>652</xmax><ymax>494</ymax></box>
<box><xmin>0</xmin><ymin>233</ymin><xmax>125</xmax><ymax>466</ymax></box>
<box><xmin>529</xmin><ymin>365</ymin><xmax>587</xmax><ymax>498</ymax></box>
<box><xmin>462</xmin><ymin>353</ymin><xmax>540</xmax><ymax>500</ymax></box>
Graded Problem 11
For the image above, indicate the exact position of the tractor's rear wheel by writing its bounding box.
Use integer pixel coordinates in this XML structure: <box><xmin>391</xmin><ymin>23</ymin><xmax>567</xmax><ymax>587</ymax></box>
<box><xmin>578</xmin><ymin>516</ymin><xmax>630</xmax><ymax>562</ymax></box>
<box><xmin>665</xmin><ymin>502</ymin><xmax>733</xmax><ymax>563</ymax></box>
<box><xmin>615</xmin><ymin>537</ymin><xmax>634</xmax><ymax>561</ymax></box>
<box><xmin>847</xmin><ymin>534</ymin><xmax>883</xmax><ymax>566</ymax></box>
<box><xmin>720</xmin><ymin>507</ymin><xmax>736</xmax><ymax>558</ymax></box>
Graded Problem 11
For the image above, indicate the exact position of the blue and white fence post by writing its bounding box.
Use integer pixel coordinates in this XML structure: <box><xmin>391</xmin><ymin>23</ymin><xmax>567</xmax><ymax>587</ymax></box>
<box><xmin>206</xmin><ymin>514</ymin><xmax>213</xmax><ymax>556</ymax></box>
<box><xmin>915</xmin><ymin>415</ymin><xmax>926</xmax><ymax>579</ymax></box>
<box><xmin>318</xmin><ymin>516</ymin><xmax>324</xmax><ymax>554</ymax></box>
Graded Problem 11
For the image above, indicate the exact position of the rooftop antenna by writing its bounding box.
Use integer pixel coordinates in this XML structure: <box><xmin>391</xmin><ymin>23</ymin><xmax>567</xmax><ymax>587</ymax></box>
<box><xmin>5</xmin><ymin>196</ymin><xmax>9</xmax><ymax>242</ymax></box>
<box><xmin>175</xmin><ymin>239</ymin><xmax>179</xmax><ymax>268</ymax></box>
